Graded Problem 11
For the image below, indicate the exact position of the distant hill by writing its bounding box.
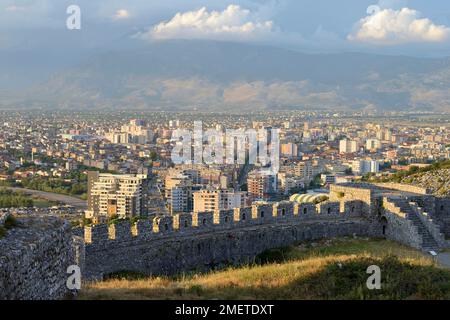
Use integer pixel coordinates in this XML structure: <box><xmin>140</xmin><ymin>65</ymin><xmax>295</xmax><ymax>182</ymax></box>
<box><xmin>3</xmin><ymin>40</ymin><xmax>450</xmax><ymax>111</ymax></box>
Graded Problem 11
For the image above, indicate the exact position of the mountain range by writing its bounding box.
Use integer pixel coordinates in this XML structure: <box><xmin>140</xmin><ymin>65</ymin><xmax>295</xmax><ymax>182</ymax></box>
<box><xmin>2</xmin><ymin>40</ymin><xmax>450</xmax><ymax>112</ymax></box>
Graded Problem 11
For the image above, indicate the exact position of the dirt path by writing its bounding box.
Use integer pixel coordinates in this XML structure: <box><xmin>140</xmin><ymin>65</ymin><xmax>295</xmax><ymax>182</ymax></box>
<box><xmin>3</xmin><ymin>187</ymin><xmax>87</xmax><ymax>209</ymax></box>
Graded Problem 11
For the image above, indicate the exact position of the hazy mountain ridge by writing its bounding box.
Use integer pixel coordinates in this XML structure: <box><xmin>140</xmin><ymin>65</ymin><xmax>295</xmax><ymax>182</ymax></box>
<box><xmin>3</xmin><ymin>40</ymin><xmax>450</xmax><ymax>111</ymax></box>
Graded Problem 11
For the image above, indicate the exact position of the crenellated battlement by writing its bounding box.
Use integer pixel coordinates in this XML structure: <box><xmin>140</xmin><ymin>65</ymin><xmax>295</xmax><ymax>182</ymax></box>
<box><xmin>80</xmin><ymin>185</ymin><xmax>450</xmax><ymax>280</ymax></box>
<box><xmin>84</xmin><ymin>199</ymin><xmax>366</xmax><ymax>245</ymax></box>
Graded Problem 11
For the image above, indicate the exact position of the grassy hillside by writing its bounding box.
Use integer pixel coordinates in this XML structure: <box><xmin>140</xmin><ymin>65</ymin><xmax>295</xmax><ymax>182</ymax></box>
<box><xmin>79</xmin><ymin>238</ymin><xmax>450</xmax><ymax>300</ymax></box>
<box><xmin>401</xmin><ymin>168</ymin><xmax>450</xmax><ymax>197</ymax></box>
<box><xmin>370</xmin><ymin>160</ymin><xmax>450</xmax><ymax>196</ymax></box>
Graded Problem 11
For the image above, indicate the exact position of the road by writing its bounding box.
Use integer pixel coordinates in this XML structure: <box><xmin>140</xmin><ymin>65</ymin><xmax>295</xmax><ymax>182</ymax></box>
<box><xmin>3</xmin><ymin>187</ymin><xmax>87</xmax><ymax>209</ymax></box>
<box><xmin>236</xmin><ymin>162</ymin><xmax>254</xmax><ymax>191</ymax></box>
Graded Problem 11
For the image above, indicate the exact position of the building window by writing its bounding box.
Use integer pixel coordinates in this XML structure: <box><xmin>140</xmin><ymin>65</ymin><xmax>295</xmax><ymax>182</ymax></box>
<box><xmin>282</xmin><ymin>208</ymin><xmax>286</xmax><ymax>216</ymax></box>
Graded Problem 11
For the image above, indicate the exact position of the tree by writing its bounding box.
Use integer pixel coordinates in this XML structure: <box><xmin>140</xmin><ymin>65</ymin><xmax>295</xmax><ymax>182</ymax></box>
<box><xmin>150</xmin><ymin>151</ymin><xmax>159</xmax><ymax>162</ymax></box>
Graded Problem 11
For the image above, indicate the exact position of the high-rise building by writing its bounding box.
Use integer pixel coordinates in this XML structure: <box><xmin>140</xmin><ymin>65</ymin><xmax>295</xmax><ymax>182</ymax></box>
<box><xmin>376</xmin><ymin>128</ymin><xmax>393</xmax><ymax>142</ymax></box>
<box><xmin>85</xmin><ymin>172</ymin><xmax>149</xmax><ymax>223</ymax></box>
<box><xmin>193</xmin><ymin>188</ymin><xmax>249</xmax><ymax>213</ymax></box>
<box><xmin>247</xmin><ymin>171</ymin><xmax>277</xmax><ymax>201</ymax></box>
<box><xmin>339</xmin><ymin>139</ymin><xmax>358</xmax><ymax>154</ymax></box>
<box><xmin>295</xmin><ymin>161</ymin><xmax>317</xmax><ymax>183</ymax></box>
<box><xmin>366</xmin><ymin>139</ymin><xmax>382</xmax><ymax>152</ymax></box>
<box><xmin>351</xmin><ymin>160</ymin><xmax>380</xmax><ymax>175</ymax></box>
<box><xmin>165</xmin><ymin>174</ymin><xmax>193</xmax><ymax>214</ymax></box>
<box><xmin>281</xmin><ymin>143</ymin><xmax>298</xmax><ymax>158</ymax></box>
<box><xmin>106</xmin><ymin>119</ymin><xmax>154</xmax><ymax>145</ymax></box>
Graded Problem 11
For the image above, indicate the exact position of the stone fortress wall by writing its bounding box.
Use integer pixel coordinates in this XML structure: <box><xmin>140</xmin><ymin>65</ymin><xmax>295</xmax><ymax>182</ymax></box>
<box><xmin>0</xmin><ymin>216</ymin><xmax>79</xmax><ymax>300</ymax></box>
<box><xmin>81</xmin><ymin>199</ymin><xmax>380</xmax><ymax>280</ymax></box>
<box><xmin>1</xmin><ymin>183</ymin><xmax>449</xmax><ymax>299</ymax></box>
<box><xmin>372</xmin><ymin>183</ymin><xmax>430</xmax><ymax>195</ymax></box>
<box><xmin>330</xmin><ymin>183</ymin><xmax>450</xmax><ymax>251</ymax></box>
<box><xmin>434</xmin><ymin>198</ymin><xmax>450</xmax><ymax>235</ymax></box>
<box><xmin>79</xmin><ymin>183</ymin><xmax>450</xmax><ymax>280</ymax></box>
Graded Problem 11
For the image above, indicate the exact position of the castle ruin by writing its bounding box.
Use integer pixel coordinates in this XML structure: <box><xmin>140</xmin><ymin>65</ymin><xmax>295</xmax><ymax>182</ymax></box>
<box><xmin>1</xmin><ymin>183</ymin><xmax>449</xmax><ymax>299</ymax></box>
<box><xmin>79</xmin><ymin>183</ymin><xmax>450</xmax><ymax>280</ymax></box>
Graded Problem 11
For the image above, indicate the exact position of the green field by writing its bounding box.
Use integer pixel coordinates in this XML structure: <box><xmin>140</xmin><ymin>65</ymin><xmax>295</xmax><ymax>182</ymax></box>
<box><xmin>31</xmin><ymin>198</ymin><xmax>58</xmax><ymax>208</ymax></box>
<box><xmin>79</xmin><ymin>238</ymin><xmax>450</xmax><ymax>300</ymax></box>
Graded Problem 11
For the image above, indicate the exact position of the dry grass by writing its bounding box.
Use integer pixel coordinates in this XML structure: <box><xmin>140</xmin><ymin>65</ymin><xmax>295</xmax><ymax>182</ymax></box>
<box><xmin>79</xmin><ymin>238</ymin><xmax>450</xmax><ymax>300</ymax></box>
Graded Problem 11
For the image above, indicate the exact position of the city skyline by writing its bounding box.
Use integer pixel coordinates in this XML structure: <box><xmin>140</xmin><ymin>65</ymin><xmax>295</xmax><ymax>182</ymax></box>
<box><xmin>1</xmin><ymin>0</ymin><xmax>450</xmax><ymax>304</ymax></box>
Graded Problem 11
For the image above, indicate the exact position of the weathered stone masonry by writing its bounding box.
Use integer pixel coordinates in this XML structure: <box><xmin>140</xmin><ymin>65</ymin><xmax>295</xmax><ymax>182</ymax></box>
<box><xmin>0</xmin><ymin>217</ymin><xmax>78</xmax><ymax>300</ymax></box>
<box><xmin>85</xmin><ymin>220</ymin><xmax>373</xmax><ymax>279</ymax></box>
<box><xmin>82</xmin><ymin>200</ymin><xmax>382</xmax><ymax>279</ymax></box>
<box><xmin>79</xmin><ymin>183</ymin><xmax>450</xmax><ymax>280</ymax></box>
<box><xmin>330</xmin><ymin>184</ymin><xmax>450</xmax><ymax>251</ymax></box>
<box><xmin>1</xmin><ymin>183</ymin><xmax>449</xmax><ymax>298</ymax></box>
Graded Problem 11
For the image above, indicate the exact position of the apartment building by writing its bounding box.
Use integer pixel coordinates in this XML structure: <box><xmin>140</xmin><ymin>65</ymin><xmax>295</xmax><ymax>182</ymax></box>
<box><xmin>366</xmin><ymin>139</ymin><xmax>382</xmax><ymax>152</ymax></box>
<box><xmin>85</xmin><ymin>172</ymin><xmax>149</xmax><ymax>223</ymax></box>
<box><xmin>193</xmin><ymin>188</ymin><xmax>249</xmax><ymax>213</ymax></box>
<box><xmin>247</xmin><ymin>170</ymin><xmax>277</xmax><ymax>201</ymax></box>
<box><xmin>339</xmin><ymin>139</ymin><xmax>358</xmax><ymax>154</ymax></box>
<box><xmin>165</xmin><ymin>174</ymin><xmax>193</xmax><ymax>214</ymax></box>
<box><xmin>351</xmin><ymin>160</ymin><xmax>380</xmax><ymax>175</ymax></box>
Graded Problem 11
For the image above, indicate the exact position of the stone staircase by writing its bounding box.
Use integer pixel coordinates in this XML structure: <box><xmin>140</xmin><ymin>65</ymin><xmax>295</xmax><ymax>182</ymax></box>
<box><xmin>390</xmin><ymin>198</ymin><xmax>442</xmax><ymax>252</ymax></box>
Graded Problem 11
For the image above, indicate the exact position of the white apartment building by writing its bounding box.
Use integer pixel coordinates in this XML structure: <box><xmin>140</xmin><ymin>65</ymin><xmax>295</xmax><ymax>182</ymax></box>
<box><xmin>105</xmin><ymin>119</ymin><xmax>154</xmax><ymax>145</ymax></box>
<box><xmin>165</xmin><ymin>174</ymin><xmax>193</xmax><ymax>214</ymax></box>
<box><xmin>193</xmin><ymin>188</ymin><xmax>249</xmax><ymax>213</ymax></box>
<box><xmin>339</xmin><ymin>139</ymin><xmax>358</xmax><ymax>154</ymax></box>
<box><xmin>85</xmin><ymin>172</ymin><xmax>148</xmax><ymax>223</ymax></box>
<box><xmin>366</xmin><ymin>139</ymin><xmax>382</xmax><ymax>152</ymax></box>
<box><xmin>351</xmin><ymin>160</ymin><xmax>380</xmax><ymax>175</ymax></box>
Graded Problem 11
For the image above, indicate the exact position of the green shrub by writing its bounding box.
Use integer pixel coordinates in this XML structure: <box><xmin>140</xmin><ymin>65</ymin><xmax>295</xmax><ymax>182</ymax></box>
<box><xmin>4</xmin><ymin>215</ymin><xmax>17</xmax><ymax>229</ymax></box>
<box><xmin>105</xmin><ymin>270</ymin><xmax>147</xmax><ymax>280</ymax></box>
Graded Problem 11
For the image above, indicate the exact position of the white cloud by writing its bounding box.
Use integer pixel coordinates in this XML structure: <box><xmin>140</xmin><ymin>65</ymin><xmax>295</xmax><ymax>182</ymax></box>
<box><xmin>138</xmin><ymin>4</ymin><xmax>275</xmax><ymax>41</ymax></box>
<box><xmin>348</xmin><ymin>7</ymin><xmax>450</xmax><ymax>45</ymax></box>
<box><xmin>114</xmin><ymin>9</ymin><xmax>130</xmax><ymax>20</ymax></box>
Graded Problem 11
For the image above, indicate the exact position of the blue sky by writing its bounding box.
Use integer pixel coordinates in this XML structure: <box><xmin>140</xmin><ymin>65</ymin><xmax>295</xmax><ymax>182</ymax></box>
<box><xmin>1</xmin><ymin>0</ymin><xmax>450</xmax><ymax>57</ymax></box>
